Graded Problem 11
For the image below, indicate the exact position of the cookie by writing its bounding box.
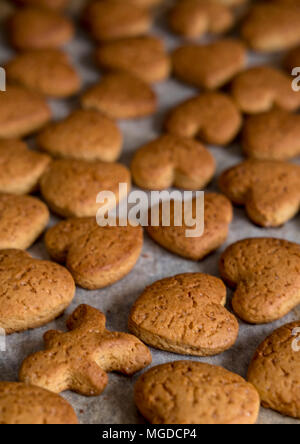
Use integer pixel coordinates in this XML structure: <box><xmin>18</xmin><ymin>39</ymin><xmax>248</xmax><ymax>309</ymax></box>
<box><xmin>0</xmin><ymin>139</ymin><xmax>50</xmax><ymax>194</ymax></box>
<box><xmin>284</xmin><ymin>45</ymin><xmax>300</xmax><ymax>72</ymax></box>
<box><xmin>37</xmin><ymin>109</ymin><xmax>122</xmax><ymax>162</ymax></box>
<box><xmin>165</xmin><ymin>92</ymin><xmax>242</xmax><ymax>145</ymax></box>
<box><xmin>248</xmin><ymin>321</ymin><xmax>300</xmax><ymax>418</ymax></box>
<box><xmin>169</xmin><ymin>0</ymin><xmax>234</xmax><ymax>39</ymax></box>
<box><xmin>0</xmin><ymin>382</ymin><xmax>78</xmax><ymax>424</ymax></box>
<box><xmin>129</xmin><ymin>273</ymin><xmax>239</xmax><ymax>356</ymax></box>
<box><xmin>146</xmin><ymin>193</ymin><xmax>233</xmax><ymax>260</ymax></box>
<box><xmin>83</xmin><ymin>0</ymin><xmax>152</xmax><ymax>42</ymax></box>
<box><xmin>242</xmin><ymin>108</ymin><xmax>300</xmax><ymax>160</ymax></box>
<box><xmin>95</xmin><ymin>36</ymin><xmax>171</xmax><ymax>84</ymax></box>
<box><xmin>12</xmin><ymin>0</ymin><xmax>70</xmax><ymax>10</ymax></box>
<box><xmin>231</xmin><ymin>66</ymin><xmax>300</xmax><ymax>114</ymax></box>
<box><xmin>81</xmin><ymin>72</ymin><xmax>157</xmax><ymax>119</ymax></box>
<box><xmin>0</xmin><ymin>85</ymin><xmax>51</xmax><ymax>139</ymax></box>
<box><xmin>172</xmin><ymin>39</ymin><xmax>246</xmax><ymax>89</ymax></box>
<box><xmin>131</xmin><ymin>134</ymin><xmax>215</xmax><ymax>190</ymax></box>
<box><xmin>220</xmin><ymin>238</ymin><xmax>300</xmax><ymax>324</ymax></box>
<box><xmin>5</xmin><ymin>49</ymin><xmax>81</xmax><ymax>98</ymax></box>
<box><xmin>135</xmin><ymin>361</ymin><xmax>260</xmax><ymax>424</ymax></box>
<box><xmin>8</xmin><ymin>6</ymin><xmax>74</xmax><ymax>50</ymax></box>
<box><xmin>0</xmin><ymin>249</ymin><xmax>75</xmax><ymax>334</ymax></box>
<box><xmin>40</xmin><ymin>159</ymin><xmax>131</xmax><ymax>218</ymax></box>
<box><xmin>45</xmin><ymin>218</ymin><xmax>143</xmax><ymax>290</ymax></box>
<box><xmin>130</xmin><ymin>0</ymin><xmax>163</xmax><ymax>7</ymax></box>
<box><xmin>219</xmin><ymin>159</ymin><xmax>300</xmax><ymax>227</ymax></box>
<box><xmin>19</xmin><ymin>304</ymin><xmax>152</xmax><ymax>396</ymax></box>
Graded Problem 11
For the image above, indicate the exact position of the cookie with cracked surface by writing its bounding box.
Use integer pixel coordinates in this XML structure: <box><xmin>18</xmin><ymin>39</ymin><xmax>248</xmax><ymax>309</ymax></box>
<box><xmin>0</xmin><ymin>382</ymin><xmax>78</xmax><ymax>424</ymax></box>
<box><xmin>19</xmin><ymin>304</ymin><xmax>152</xmax><ymax>396</ymax></box>
<box><xmin>0</xmin><ymin>249</ymin><xmax>75</xmax><ymax>334</ymax></box>
<box><xmin>248</xmin><ymin>321</ymin><xmax>300</xmax><ymax>418</ymax></box>
<box><xmin>40</xmin><ymin>159</ymin><xmax>131</xmax><ymax>218</ymax></box>
<box><xmin>135</xmin><ymin>361</ymin><xmax>260</xmax><ymax>424</ymax></box>
<box><xmin>37</xmin><ymin>109</ymin><xmax>122</xmax><ymax>162</ymax></box>
<box><xmin>172</xmin><ymin>39</ymin><xmax>246</xmax><ymax>90</ymax></box>
<box><xmin>5</xmin><ymin>49</ymin><xmax>81</xmax><ymax>98</ymax></box>
<box><xmin>219</xmin><ymin>159</ymin><xmax>300</xmax><ymax>227</ymax></box>
<box><xmin>220</xmin><ymin>238</ymin><xmax>300</xmax><ymax>324</ymax></box>
<box><xmin>165</xmin><ymin>92</ymin><xmax>241</xmax><ymax>145</ymax></box>
<box><xmin>146</xmin><ymin>193</ymin><xmax>233</xmax><ymax>260</ymax></box>
<box><xmin>131</xmin><ymin>134</ymin><xmax>215</xmax><ymax>190</ymax></box>
<box><xmin>11</xmin><ymin>0</ymin><xmax>70</xmax><ymax>10</ymax></box>
<box><xmin>95</xmin><ymin>36</ymin><xmax>171</xmax><ymax>84</ymax></box>
<box><xmin>129</xmin><ymin>273</ymin><xmax>239</xmax><ymax>356</ymax></box>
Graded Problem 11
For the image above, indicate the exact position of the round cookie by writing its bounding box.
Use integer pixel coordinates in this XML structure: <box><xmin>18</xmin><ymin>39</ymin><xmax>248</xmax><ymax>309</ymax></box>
<box><xmin>131</xmin><ymin>134</ymin><xmax>216</xmax><ymax>190</ymax></box>
<box><xmin>135</xmin><ymin>361</ymin><xmax>260</xmax><ymax>424</ymax></box>
<box><xmin>248</xmin><ymin>321</ymin><xmax>300</xmax><ymax>419</ymax></box>
<box><xmin>5</xmin><ymin>49</ymin><xmax>81</xmax><ymax>98</ymax></box>
<box><xmin>8</xmin><ymin>7</ymin><xmax>74</xmax><ymax>50</ymax></box>
<box><xmin>0</xmin><ymin>139</ymin><xmax>50</xmax><ymax>194</ymax></box>
<box><xmin>37</xmin><ymin>109</ymin><xmax>122</xmax><ymax>162</ymax></box>
<box><xmin>95</xmin><ymin>36</ymin><xmax>171</xmax><ymax>84</ymax></box>
<box><xmin>40</xmin><ymin>159</ymin><xmax>131</xmax><ymax>218</ymax></box>
<box><xmin>11</xmin><ymin>0</ymin><xmax>70</xmax><ymax>10</ymax></box>
<box><xmin>129</xmin><ymin>273</ymin><xmax>239</xmax><ymax>356</ymax></box>
<box><xmin>81</xmin><ymin>72</ymin><xmax>157</xmax><ymax>119</ymax></box>
<box><xmin>165</xmin><ymin>92</ymin><xmax>242</xmax><ymax>145</ymax></box>
<box><xmin>0</xmin><ymin>249</ymin><xmax>75</xmax><ymax>334</ymax></box>
<box><xmin>0</xmin><ymin>382</ymin><xmax>78</xmax><ymax>424</ymax></box>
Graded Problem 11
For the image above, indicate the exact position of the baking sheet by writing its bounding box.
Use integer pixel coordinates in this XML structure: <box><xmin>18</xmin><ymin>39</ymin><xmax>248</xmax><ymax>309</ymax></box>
<box><xmin>0</xmin><ymin>0</ymin><xmax>299</xmax><ymax>425</ymax></box>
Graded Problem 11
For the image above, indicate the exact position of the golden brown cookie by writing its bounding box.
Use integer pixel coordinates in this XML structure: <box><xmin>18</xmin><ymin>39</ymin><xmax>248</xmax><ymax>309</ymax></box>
<box><xmin>5</xmin><ymin>49</ymin><xmax>81</xmax><ymax>98</ymax></box>
<box><xmin>0</xmin><ymin>382</ymin><xmax>78</xmax><ymax>425</ymax></box>
<box><xmin>131</xmin><ymin>134</ymin><xmax>215</xmax><ymax>190</ymax></box>
<box><xmin>231</xmin><ymin>66</ymin><xmax>300</xmax><ymax>114</ymax></box>
<box><xmin>12</xmin><ymin>0</ymin><xmax>70</xmax><ymax>10</ymax></box>
<box><xmin>8</xmin><ymin>6</ymin><xmax>74</xmax><ymax>50</ymax></box>
<box><xmin>130</xmin><ymin>0</ymin><xmax>163</xmax><ymax>7</ymax></box>
<box><xmin>284</xmin><ymin>45</ymin><xmax>300</xmax><ymax>72</ymax></box>
<box><xmin>219</xmin><ymin>159</ymin><xmax>300</xmax><ymax>227</ymax></box>
<box><xmin>83</xmin><ymin>0</ymin><xmax>152</xmax><ymax>42</ymax></box>
<box><xmin>0</xmin><ymin>249</ymin><xmax>75</xmax><ymax>334</ymax></box>
<box><xmin>19</xmin><ymin>304</ymin><xmax>152</xmax><ymax>396</ymax></box>
<box><xmin>129</xmin><ymin>273</ymin><xmax>239</xmax><ymax>356</ymax></box>
<box><xmin>37</xmin><ymin>109</ymin><xmax>122</xmax><ymax>162</ymax></box>
<box><xmin>165</xmin><ymin>92</ymin><xmax>242</xmax><ymax>145</ymax></box>
<box><xmin>45</xmin><ymin>218</ymin><xmax>143</xmax><ymax>290</ymax></box>
<box><xmin>248</xmin><ymin>321</ymin><xmax>300</xmax><ymax>418</ymax></box>
<box><xmin>0</xmin><ymin>139</ymin><xmax>50</xmax><ymax>194</ymax></box>
<box><xmin>220</xmin><ymin>238</ymin><xmax>300</xmax><ymax>324</ymax></box>
<box><xmin>81</xmin><ymin>72</ymin><xmax>157</xmax><ymax>119</ymax></box>
<box><xmin>0</xmin><ymin>85</ymin><xmax>51</xmax><ymax>138</ymax></box>
<box><xmin>135</xmin><ymin>361</ymin><xmax>260</xmax><ymax>424</ymax></box>
<box><xmin>95</xmin><ymin>36</ymin><xmax>171</xmax><ymax>84</ymax></box>
<box><xmin>172</xmin><ymin>39</ymin><xmax>246</xmax><ymax>89</ymax></box>
<box><xmin>40</xmin><ymin>159</ymin><xmax>131</xmax><ymax>218</ymax></box>
<box><xmin>169</xmin><ymin>0</ymin><xmax>234</xmax><ymax>38</ymax></box>
<box><xmin>146</xmin><ymin>193</ymin><xmax>233</xmax><ymax>260</ymax></box>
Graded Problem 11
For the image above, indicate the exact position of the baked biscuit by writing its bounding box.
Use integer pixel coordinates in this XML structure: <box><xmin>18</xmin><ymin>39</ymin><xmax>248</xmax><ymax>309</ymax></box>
<box><xmin>19</xmin><ymin>304</ymin><xmax>152</xmax><ymax>396</ymax></box>
<box><xmin>129</xmin><ymin>273</ymin><xmax>239</xmax><ymax>356</ymax></box>
<box><xmin>12</xmin><ymin>0</ymin><xmax>70</xmax><ymax>10</ymax></box>
<box><xmin>248</xmin><ymin>321</ymin><xmax>300</xmax><ymax>418</ymax></box>
<box><xmin>130</xmin><ymin>0</ymin><xmax>163</xmax><ymax>7</ymax></box>
<box><xmin>5</xmin><ymin>49</ymin><xmax>81</xmax><ymax>98</ymax></box>
<box><xmin>81</xmin><ymin>72</ymin><xmax>157</xmax><ymax>119</ymax></box>
<box><xmin>0</xmin><ymin>382</ymin><xmax>78</xmax><ymax>425</ymax></box>
<box><xmin>95</xmin><ymin>36</ymin><xmax>170</xmax><ymax>83</ymax></box>
<box><xmin>146</xmin><ymin>193</ymin><xmax>233</xmax><ymax>260</ymax></box>
<box><xmin>172</xmin><ymin>39</ymin><xmax>246</xmax><ymax>89</ymax></box>
<box><xmin>219</xmin><ymin>159</ymin><xmax>300</xmax><ymax>227</ymax></box>
<box><xmin>135</xmin><ymin>361</ymin><xmax>260</xmax><ymax>424</ymax></box>
<box><xmin>165</xmin><ymin>92</ymin><xmax>242</xmax><ymax>145</ymax></box>
<box><xmin>37</xmin><ymin>109</ymin><xmax>122</xmax><ymax>162</ymax></box>
<box><xmin>0</xmin><ymin>249</ymin><xmax>75</xmax><ymax>334</ymax></box>
<box><xmin>45</xmin><ymin>218</ymin><xmax>143</xmax><ymax>290</ymax></box>
<box><xmin>220</xmin><ymin>238</ymin><xmax>300</xmax><ymax>324</ymax></box>
<box><xmin>8</xmin><ymin>7</ymin><xmax>74</xmax><ymax>50</ymax></box>
<box><xmin>284</xmin><ymin>45</ymin><xmax>300</xmax><ymax>72</ymax></box>
<box><xmin>131</xmin><ymin>134</ymin><xmax>215</xmax><ymax>190</ymax></box>
<box><xmin>0</xmin><ymin>85</ymin><xmax>51</xmax><ymax>139</ymax></box>
<box><xmin>40</xmin><ymin>159</ymin><xmax>131</xmax><ymax>218</ymax></box>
